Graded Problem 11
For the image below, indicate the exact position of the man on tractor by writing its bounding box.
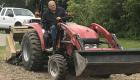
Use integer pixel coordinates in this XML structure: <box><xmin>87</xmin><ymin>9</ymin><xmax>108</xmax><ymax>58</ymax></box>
<box><xmin>42</xmin><ymin>0</ymin><xmax>67</xmax><ymax>51</ymax></box>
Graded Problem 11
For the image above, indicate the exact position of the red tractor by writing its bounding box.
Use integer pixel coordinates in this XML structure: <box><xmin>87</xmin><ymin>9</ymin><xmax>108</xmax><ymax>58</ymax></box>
<box><xmin>21</xmin><ymin>21</ymin><xmax>140</xmax><ymax>79</ymax></box>
<box><xmin>20</xmin><ymin>0</ymin><xmax>140</xmax><ymax>80</ymax></box>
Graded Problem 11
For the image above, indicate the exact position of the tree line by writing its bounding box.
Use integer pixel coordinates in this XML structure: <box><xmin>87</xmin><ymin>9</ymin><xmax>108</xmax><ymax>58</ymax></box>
<box><xmin>0</xmin><ymin>0</ymin><xmax>25</xmax><ymax>8</ymax></box>
<box><xmin>0</xmin><ymin>0</ymin><xmax>36</xmax><ymax>12</ymax></box>
<box><xmin>67</xmin><ymin>0</ymin><xmax>140</xmax><ymax>39</ymax></box>
<box><xmin>0</xmin><ymin>0</ymin><xmax>140</xmax><ymax>39</ymax></box>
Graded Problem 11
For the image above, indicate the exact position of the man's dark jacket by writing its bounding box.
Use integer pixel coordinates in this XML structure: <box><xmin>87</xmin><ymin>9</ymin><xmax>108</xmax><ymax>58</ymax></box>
<box><xmin>42</xmin><ymin>7</ymin><xmax>66</xmax><ymax>30</ymax></box>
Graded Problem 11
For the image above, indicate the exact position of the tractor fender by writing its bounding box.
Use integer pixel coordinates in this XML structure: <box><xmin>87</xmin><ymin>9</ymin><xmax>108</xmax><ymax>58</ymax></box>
<box><xmin>29</xmin><ymin>23</ymin><xmax>45</xmax><ymax>50</ymax></box>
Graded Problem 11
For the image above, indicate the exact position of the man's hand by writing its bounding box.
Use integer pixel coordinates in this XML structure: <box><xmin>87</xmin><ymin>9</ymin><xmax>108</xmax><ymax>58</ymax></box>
<box><xmin>56</xmin><ymin>17</ymin><xmax>61</xmax><ymax>21</ymax></box>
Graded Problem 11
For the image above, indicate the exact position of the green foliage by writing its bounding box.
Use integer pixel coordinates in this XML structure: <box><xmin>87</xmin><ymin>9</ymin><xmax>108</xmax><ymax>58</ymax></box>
<box><xmin>0</xmin><ymin>0</ymin><xmax>25</xmax><ymax>8</ymax></box>
<box><xmin>68</xmin><ymin>0</ymin><xmax>96</xmax><ymax>26</ymax></box>
<box><xmin>67</xmin><ymin>0</ymin><xmax>140</xmax><ymax>39</ymax></box>
<box><xmin>121</xmin><ymin>0</ymin><xmax>140</xmax><ymax>39</ymax></box>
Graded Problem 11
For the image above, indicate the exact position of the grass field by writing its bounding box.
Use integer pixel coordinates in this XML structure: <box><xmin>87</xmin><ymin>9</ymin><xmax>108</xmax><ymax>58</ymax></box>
<box><xmin>0</xmin><ymin>39</ymin><xmax>140</xmax><ymax>59</ymax></box>
<box><xmin>0</xmin><ymin>46</ymin><xmax>6</xmax><ymax>60</ymax></box>
<box><xmin>118</xmin><ymin>38</ymin><xmax>140</xmax><ymax>49</ymax></box>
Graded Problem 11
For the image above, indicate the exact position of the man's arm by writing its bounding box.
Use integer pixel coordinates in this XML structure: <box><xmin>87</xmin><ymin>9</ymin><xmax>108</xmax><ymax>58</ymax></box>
<box><xmin>41</xmin><ymin>12</ymin><xmax>50</xmax><ymax>30</ymax></box>
<box><xmin>41</xmin><ymin>12</ymin><xmax>46</xmax><ymax>25</ymax></box>
<box><xmin>61</xmin><ymin>8</ymin><xmax>68</xmax><ymax>22</ymax></box>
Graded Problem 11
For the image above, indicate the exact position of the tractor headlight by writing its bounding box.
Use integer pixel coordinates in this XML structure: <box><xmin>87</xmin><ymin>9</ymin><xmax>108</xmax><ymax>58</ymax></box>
<box><xmin>84</xmin><ymin>44</ymin><xmax>97</xmax><ymax>49</ymax></box>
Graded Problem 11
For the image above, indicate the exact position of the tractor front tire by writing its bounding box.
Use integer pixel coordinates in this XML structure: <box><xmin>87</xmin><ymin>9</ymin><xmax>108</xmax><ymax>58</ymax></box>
<box><xmin>22</xmin><ymin>31</ymin><xmax>43</xmax><ymax>71</ymax></box>
<box><xmin>48</xmin><ymin>54</ymin><xmax>67</xmax><ymax>80</ymax></box>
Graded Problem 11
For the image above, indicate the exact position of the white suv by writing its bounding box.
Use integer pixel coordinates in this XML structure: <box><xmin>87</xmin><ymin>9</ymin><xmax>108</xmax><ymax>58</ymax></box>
<box><xmin>0</xmin><ymin>7</ymin><xmax>40</xmax><ymax>29</ymax></box>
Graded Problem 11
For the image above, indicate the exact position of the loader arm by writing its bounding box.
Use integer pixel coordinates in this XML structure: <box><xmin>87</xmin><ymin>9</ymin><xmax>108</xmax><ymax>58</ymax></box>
<box><xmin>90</xmin><ymin>23</ymin><xmax>119</xmax><ymax>48</ymax></box>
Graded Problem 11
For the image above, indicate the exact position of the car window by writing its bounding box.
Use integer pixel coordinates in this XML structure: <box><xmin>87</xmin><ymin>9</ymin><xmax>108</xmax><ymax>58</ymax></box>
<box><xmin>13</xmin><ymin>9</ymin><xmax>34</xmax><ymax>17</ymax></box>
<box><xmin>5</xmin><ymin>9</ymin><xmax>13</xmax><ymax>16</ymax></box>
<box><xmin>0</xmin><ymin>8</ymin><xmax>2</xmax><ymax>12</ymax></box>
<box><xmin>1</xmin><ymin>9</ymin><xmax>6</xmax><ymax>16</ymax></box>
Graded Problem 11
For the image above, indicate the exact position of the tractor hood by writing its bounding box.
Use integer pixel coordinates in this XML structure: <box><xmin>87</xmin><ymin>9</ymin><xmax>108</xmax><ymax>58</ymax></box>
<box><xmin>66</xmin><ymin>23</ymin><xmax>98</xmax><ymax>39</ymax></box>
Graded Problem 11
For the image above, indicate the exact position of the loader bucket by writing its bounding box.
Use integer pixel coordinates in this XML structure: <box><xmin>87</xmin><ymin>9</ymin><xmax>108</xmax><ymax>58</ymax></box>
<box><xmin>73</xmin><ymin>49</ymin><xmax>140</xmax><ymax>77</ymax></box>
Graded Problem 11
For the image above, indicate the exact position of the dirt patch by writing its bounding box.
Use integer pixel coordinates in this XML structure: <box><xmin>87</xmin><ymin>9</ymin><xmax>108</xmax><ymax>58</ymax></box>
<box><xmin>0</xmin><ymin>61</ymin><xmax>140</xmax><ymax>80</ymax></box>
<box><xmin>0</xmin><ymin>73</ymin><xmax>9</xmax><ymax>80</ymax></box>
<box><xmin>0</xmin><ymin>61</ymin><xmax>49</xmax><ymax>80</ymax></box>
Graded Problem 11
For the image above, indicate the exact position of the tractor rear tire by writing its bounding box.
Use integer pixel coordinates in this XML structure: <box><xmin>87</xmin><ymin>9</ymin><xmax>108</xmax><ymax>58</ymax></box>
<box><xmin>48</xmin><ymin>54</ymin><xmax>67</xmax><ymax>80</ymax></box>
<box><xmin>22</xmin><ymin>31</ymin><xmax>43</xmax><ymax>71</ymax></box>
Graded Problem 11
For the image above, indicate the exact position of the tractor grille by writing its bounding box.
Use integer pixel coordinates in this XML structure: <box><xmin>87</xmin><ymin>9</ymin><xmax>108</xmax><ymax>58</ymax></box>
<box><xmin>82</xmin><ymin>38</ymin><xmax>99</xmax><ymax>44</ymax></box>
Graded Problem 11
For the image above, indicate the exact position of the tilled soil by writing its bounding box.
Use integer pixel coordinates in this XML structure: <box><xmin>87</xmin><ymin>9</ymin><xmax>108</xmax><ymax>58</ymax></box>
<box><xmin>0</xmin><ymin>61</ymin><xmax>140</xmax><ymax>80</ymax></box>
<box><xmin>0</xmin><ymin>61</ymin><xmax>49</xmax><ymax>80</ymax></box>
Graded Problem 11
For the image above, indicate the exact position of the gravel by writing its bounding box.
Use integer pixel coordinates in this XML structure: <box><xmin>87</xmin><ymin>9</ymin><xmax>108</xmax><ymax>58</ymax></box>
<box><xmin>0</xmin><ymin>61</ymin><xmax>140</xmax><ymax>80</ymax></box>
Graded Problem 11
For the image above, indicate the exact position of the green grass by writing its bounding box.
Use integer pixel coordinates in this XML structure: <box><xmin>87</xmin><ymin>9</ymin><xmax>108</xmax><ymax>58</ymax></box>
<box><xmin>118</xmin><ymin>38</ymin><xmax>140</xmax><ymax>49</ymax></box>
<box><xmin>0</xmin><ymin>46</ymin><xmax>6</xmax><ymax>60</ymax></box>
<box><xmin>0</xmin><ymin>46</ymin><xmax>6</xmax><ymax>53</ymax></box>
<box><xmin>100</xmin><ymin>38</ymin><xmax>140</xmax><ymax>49</ymax></box>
